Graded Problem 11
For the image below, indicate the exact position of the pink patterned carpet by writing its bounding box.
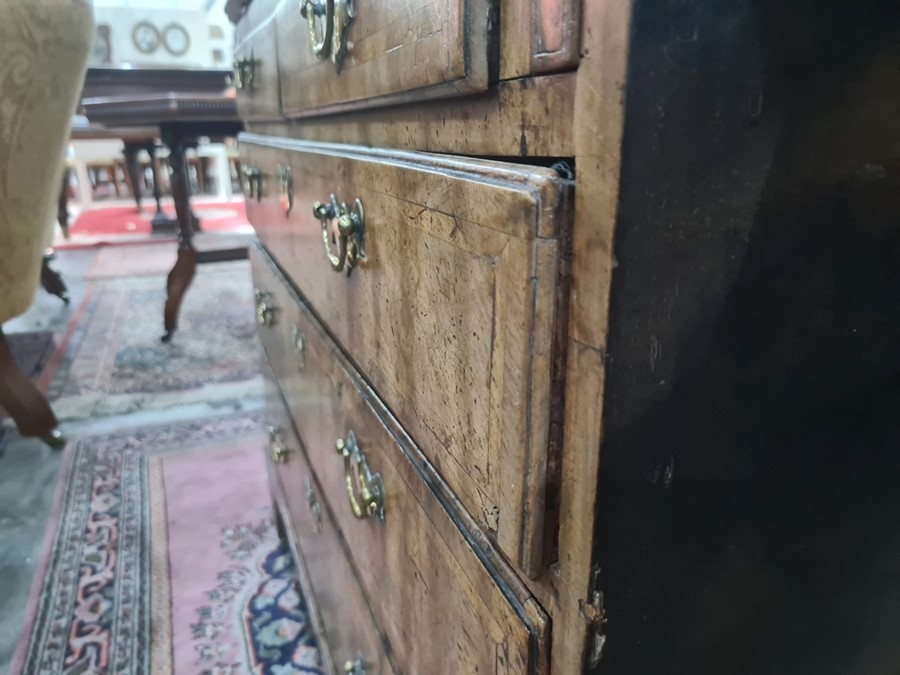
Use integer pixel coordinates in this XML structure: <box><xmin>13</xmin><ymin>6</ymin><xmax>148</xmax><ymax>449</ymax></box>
<box><xmin>12</xmin><ymin>415</ymin><xmax>322</xmax><ymax>674</ymax></box>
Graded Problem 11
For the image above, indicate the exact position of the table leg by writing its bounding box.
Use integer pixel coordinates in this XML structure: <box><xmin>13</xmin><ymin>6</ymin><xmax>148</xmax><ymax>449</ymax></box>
<box><xmin>123</xmin><ymin>142</ymin><xmax>143</xmax><ymax>212</ymax></box>
<box><xmin>57</xmin><ymin>166</ymin><xmax>70</xmax><ymax>239</ymax></box>
<box><xmin>198</xmin><ymin>157</ymin><xmax>208</xmax><ymax>194</ymax></box>
<box><xmin>0</xmin><ymin>328</ymin><xmax>64</xmax><ymax>448</ymax></box>
<box><xmin>111</xmin><ymin>162</ymin><xmax>122</xmax><ymax>199</ymax></box>
<box><xmin>149</xmin><ymin>142</ymin><xmax>179</xmax><ymax>233</ymax></box>
<box><xmin>161</xmin><ymin>130</ymin><xmax>197</xmax><ymax>343</ymax></box>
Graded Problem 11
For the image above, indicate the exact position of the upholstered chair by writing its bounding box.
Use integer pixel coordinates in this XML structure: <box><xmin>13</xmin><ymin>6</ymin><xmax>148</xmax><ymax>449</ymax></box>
<box><xmin>0</xmin><ymin>0</ymin><xmax>94</xmax><ymax>445</ymax></box>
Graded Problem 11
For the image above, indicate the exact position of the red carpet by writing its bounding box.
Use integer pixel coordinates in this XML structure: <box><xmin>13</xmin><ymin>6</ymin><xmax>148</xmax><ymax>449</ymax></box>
<box><xmin>69</xmin><ymin>201</ymin><xmax>249</xmax><ymax>237</ymax></box>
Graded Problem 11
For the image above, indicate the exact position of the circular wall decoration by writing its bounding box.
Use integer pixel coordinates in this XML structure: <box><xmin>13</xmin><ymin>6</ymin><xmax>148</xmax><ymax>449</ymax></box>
<box><xmin>132</xmin><ymin>21</ymin><xmax>160</xmax><ymax>54</ymax></box>
<box><xmin>163</xmin><ymin>23</ymin><xmax>191</xmax><ymax>56</ymax></box>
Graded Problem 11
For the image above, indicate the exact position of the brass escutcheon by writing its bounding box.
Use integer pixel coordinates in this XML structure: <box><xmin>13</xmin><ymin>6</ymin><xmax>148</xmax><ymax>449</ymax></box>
<box><xmin>268</xmin><ymin>426</ymin><xmax>291</xmax><ymax>463</ymax></box>
<box><xmin>343</xmin><ymin>656</ymin><xmax>367</xmax><ymax>675</ymax></box>
<box><xmin>304</xmin><ymin>475</ymin><xmax>323</xmax><ymax>533</ymax></box>
<box><xmin>291</xmin><ymin>323</ymin><xmax>307</xmax><ymax>369</ymax></box>
<box><xmin>277</xmin><ymin>163</ymin><xmax>294</xmax><ymax>215</ymax></box>
<box><xmin>335</xmin><ymin>430</ymin><xmax>384</xmax><ymax>522</ymax></box>
<box><xmin>255</xmin><ymin>289</ymin><xmax>277</xmax><ymax>327</ymax></box>
<box><xmin>231</xmin><ymin>52</ymin><xmax>258</xmax><ymax>89</ymax></box>
<box><xmin>230</xmin><ymin>58</ymin><xmax>243</xmax><ymax>88</ymax></box>
<box><xmin>242</xmin><ymin>166</ymin><xmax>263</xmax><ymax>201</ymax></box>
<box><xmin>313</xmin><ymin>194</ymin><xmax>365</xmax><ymax>276</ymax></box>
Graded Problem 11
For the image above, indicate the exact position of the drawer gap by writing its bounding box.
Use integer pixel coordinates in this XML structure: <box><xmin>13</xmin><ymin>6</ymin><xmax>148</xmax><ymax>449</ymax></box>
<box><xmin>461</xmin><ymin>155</ymin><xmax>576</xmax><ymax>173</ymax></box>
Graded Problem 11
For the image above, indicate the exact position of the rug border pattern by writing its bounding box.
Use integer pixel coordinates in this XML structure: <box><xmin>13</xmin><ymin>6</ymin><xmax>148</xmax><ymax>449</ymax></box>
<box><xmin>17</xmin><ymin>414</ymin><xmax>270</xmax><ymax>675</ymax></box>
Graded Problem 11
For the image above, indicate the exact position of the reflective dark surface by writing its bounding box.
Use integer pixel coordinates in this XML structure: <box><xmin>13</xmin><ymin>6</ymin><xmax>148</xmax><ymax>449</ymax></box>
<box><xmin>594</xmin><ymin>1</ymin><xmax>900</xmax><ymax>672</ymax></box>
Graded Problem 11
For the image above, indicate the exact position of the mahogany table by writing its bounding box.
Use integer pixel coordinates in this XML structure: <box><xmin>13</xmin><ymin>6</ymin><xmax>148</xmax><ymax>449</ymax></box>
<box><xmin>81</xmin><ymin>93</ymin><xmax>245</xmax><ymax>342</ymax></box>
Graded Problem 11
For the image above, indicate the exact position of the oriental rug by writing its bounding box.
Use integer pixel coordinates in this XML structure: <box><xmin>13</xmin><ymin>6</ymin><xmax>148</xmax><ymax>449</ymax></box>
<box><xmin>47</xmin><ymin>262</ymin><xmax>264</xmax><ymax>421</ymax></box>
<box><xmin>11</xmin><ymin>414</ymin><xmax>322</xmax><ymax>674</ymax></box>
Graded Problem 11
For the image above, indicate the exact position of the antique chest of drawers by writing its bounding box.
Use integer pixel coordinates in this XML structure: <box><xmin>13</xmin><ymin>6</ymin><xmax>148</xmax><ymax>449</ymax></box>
<box><xmin>230</xmin><ymin>0</ymin><xmax>897</xmax><ymax>673</ymax></box>
<box><xmin>229</xmin><ymin>2</ymin><xmax>603</xmax><ymax>672</ymax></box>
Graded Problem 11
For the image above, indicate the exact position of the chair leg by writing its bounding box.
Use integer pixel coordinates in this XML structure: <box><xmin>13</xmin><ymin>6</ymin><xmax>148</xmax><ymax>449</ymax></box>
<box><xmin>0</xmin><ymin>329</ymin><xmax>64</xmax><ymax>448</ymax></box>
<box><xmin>40</xmin><ymin>254</ymin><xmax>70</xmax><ymax>304</ymax></box>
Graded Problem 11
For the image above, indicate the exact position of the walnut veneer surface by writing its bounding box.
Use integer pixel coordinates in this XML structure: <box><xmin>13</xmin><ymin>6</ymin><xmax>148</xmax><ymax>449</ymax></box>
<box><xmin>235</xmin><ymin>1</ymin><xmax>602</xmax><ymax>673</ymax></box>
<box><xmin>235</xmin><ymin>0</ymin><xmax>900</xmax><ymax>674</ymax></box>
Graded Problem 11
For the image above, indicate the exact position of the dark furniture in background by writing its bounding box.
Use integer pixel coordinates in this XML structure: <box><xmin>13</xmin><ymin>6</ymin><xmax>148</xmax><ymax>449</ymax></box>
<box><xmin>66</xmin><ymin>122</ymin><xmax>168</xmax><ymax>230</ymax></box>
<box><xmin>80</xmin><ymin>70</ymin><xmax>246</xmax><ymax>342</ymax></box>
<box><xmin>80</xmin><ymin>67</ymin><xmax>232</xmax><ymax>99</ymax></box>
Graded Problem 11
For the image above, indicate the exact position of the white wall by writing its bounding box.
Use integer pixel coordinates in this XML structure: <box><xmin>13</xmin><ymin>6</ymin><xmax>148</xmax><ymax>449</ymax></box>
<box><xmin>91</xmin><ymin>6</ymin><xmax>233</xmax><ymax>69</ymax></box>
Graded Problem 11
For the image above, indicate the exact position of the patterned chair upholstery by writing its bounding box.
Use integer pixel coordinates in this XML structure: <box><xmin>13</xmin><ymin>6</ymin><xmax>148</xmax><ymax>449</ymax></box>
<box><xmin>0</xmin><ymin>0</ymin><xmax>93</xmax><ymax>443</ymax></box>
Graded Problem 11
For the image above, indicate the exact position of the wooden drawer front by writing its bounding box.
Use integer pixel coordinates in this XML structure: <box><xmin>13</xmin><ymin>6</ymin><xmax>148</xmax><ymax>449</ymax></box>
<box><xmin>233</xmin><ymin>0</ymin><xmax>277</xmax><ymax>43</ymax></box>
<box><xmin>251</xmin><ymin>245</ymin><xmax>551</xmax><ymax>675</ymax></box>
<box><xmin>264</xmin><ymin>377</ymin><xmax>393</xmax><ymax>674</ymax></box>
<box><xmin>234</xmin><ymin>12</ymin><xmax>281</xmax><ymax>121</ymax></box>
<box><xmin>241</xmin><ymin>134</ymin><xmax>571</xmax><ymax>578</ymax></box>
<box><xmin>500</xmin><ymin>0</ymin><xmax>581</xmax><ymax>80</ymax></box>
<box><xmin>275</xmin><ymin>0</ymin><xmax>494</xmax><ymax>116</ymax></box>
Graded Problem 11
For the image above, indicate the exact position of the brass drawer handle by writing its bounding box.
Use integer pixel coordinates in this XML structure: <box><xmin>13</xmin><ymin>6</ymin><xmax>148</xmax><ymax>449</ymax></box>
<box><xmin>304</xmin><ymin>475</ymin><xmax>323</xmax><ymax>533</ymax></box>
<box><xmin>313</xmin><ymin>195</ymin><xmax>365</xmax><ymax>276</ymax></box>
<box><xmin>242</xmin><ymin>166</ymin><xmax>264</xmax><ymax>201</ymax></box>
<box><xmin>291</xmin><ymin>323</ymin><xmax>307</xmax><ymax>369</ymax></box>
<box><xmin>331</xmin><ymin>0</ymin><xmax>355</xmax><ymax>66</ymax></box>
<box><xmin>231</xmin><ymin>52</ymin><xmax>259</xmax><ymax>89</ymax></box>
<box><xmin>268</xmin><ymin>426</ymin><xmax>291</xmax><ymax>463</ymax></box>
<box><xmin>299</xmin><ymin>0</ymin><xmax>354</xmax><ymax>68</ymax></box>
<box><xmin>277</xmin><ymin>163</ymin><xmax>294</xmax><ymax>215</ymax></box>
<box><xmin>335</xmin><ymin>430</ymin><xmax>384</xmax><ymax>522</ymax></box>
<box><xmin>344</xmin><ymin>656</ymin><xmax>367</xmax><ymax>674</ymax></box>
<box><xmin>255</xmin><ymin>289</ymin><xmax>277</xmax><ymax>327</ymax></box>
<box><xmin>299</xmin><ymin>0</ymin><xmax>333</xmax><ymax>60</ymax></box>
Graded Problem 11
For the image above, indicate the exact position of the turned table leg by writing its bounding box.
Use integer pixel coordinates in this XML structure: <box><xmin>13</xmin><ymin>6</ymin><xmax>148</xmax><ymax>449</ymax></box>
<box><xmin>148</xmin><ymin>142</ymin><xmax>180</xmax><ymax>233</ymax></box>
<box><xmin>161</xmin><ymin>129</ymin><xmax>197</xmax><ymax>343</ymax></box>
<box><xmin>123</xmin><ymin>142</ymin><xmax>144</xmax><ymax>212</ymax></box>
<box><xmin>111</xmin><ymin>162</ymin><xmax>122</xmax><ymax>199</ymax></box>
<box><xmin>0</xmin><ymin>328</ymin><xmax>64</xmax><ymax>448</ymax></box>
<box><xmin>150</xmin><ymin>143</ymin><xmax>165</xmax><ymax>220</ymax></box>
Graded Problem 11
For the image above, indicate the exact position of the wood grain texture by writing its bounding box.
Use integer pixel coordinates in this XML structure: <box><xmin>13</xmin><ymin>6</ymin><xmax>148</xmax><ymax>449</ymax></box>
<box><xmin>247</xmin><ymin>72</ymin><xmax>576</xmax><ymax>157</ymax></box>
<box><xmin>232</xmin><ymin>0</ymin><xmax>634</xmax><ymax>669</ymax></box>
<box><xmin>252</xmin><ymin>245</ymin><xmax>551</xmax><ymax>674</ymax></box>
<box><xmin>233</xmin><ymin>0</ymin><xmax>281</xmax><ymax>46</ymax></box>
<box><xmin>500</xmin><ymin>0</ymin><xmax>581</xmax><ymax>80</ymax></box>
<box><xmin>264</xmin><ymin>377</ymin><xmax>394</xmax><ymax>674</ymax></box>
<box><xmin>549</xmin><ymin>2</ymin><xmax>632</xmax><ymax>673</ymax></box>
<box><xmin>568</xmin><ymin>3</ymin><xmax>629</xmax><ymax>351</ymax></box>
<box><xmin>276</xmin><ymin>0</ymin><xmax>494</xmax><ymax>117</ymax></box>
<box><xmin>234</xmin><ymin>14</ymin><xmax>282</xmax><ymax>121</ymax></box>
<box><xmin>242</xmin><ymin>135</ymin><xmax>572</xmax><ymax>578</ymax></box>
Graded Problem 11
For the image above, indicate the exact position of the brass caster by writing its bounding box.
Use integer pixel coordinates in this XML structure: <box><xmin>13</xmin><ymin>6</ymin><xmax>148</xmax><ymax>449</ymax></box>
<box><xmin>40</xmin><ymin>430</ymin><xmax>66</xmax><ymax>450</ymax></box>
